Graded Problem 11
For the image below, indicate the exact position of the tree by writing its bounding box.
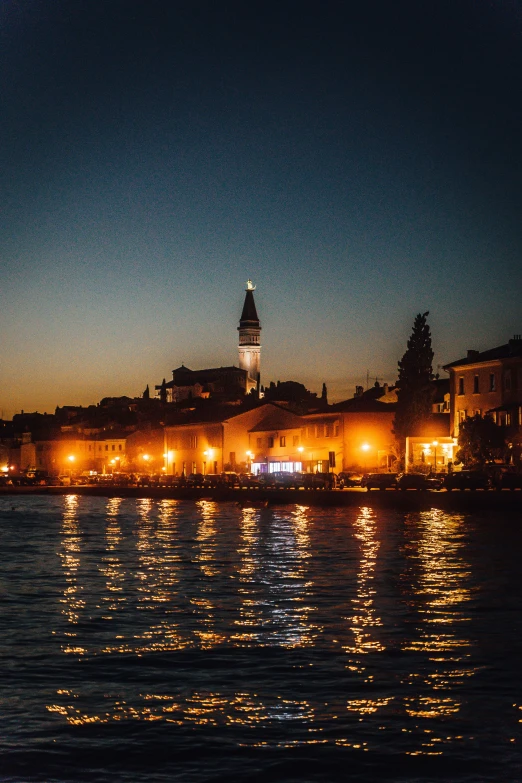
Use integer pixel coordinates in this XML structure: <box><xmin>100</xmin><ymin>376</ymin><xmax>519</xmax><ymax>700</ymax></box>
<box><xmin>393</xmin><ymin>312</ymin><xmax>434</xmax><ymax>460</ymax></box>
<box><xmin>455</xmin><ymin>414</ymin><xmax>507</xmax><ymax>467</ymax></box>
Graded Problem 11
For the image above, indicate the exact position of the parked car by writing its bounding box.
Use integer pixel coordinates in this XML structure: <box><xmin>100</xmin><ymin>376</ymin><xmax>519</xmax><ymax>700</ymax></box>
<box><xmin>22</xmin><ymin>470</ymin><xmax>51</xmax><ymax>486</ymax></box>
<box><xmin>301</xmin><ymin>472</ymin><xmax>337</xmax><ymax>489</ymax></box>
<box><xmin>494</xmin><ymin>471</ymin><xmax>522</xmax><ymax>491</ymax></box>
<box><xmin>203</xmin><ymin>473</ymin><xmax>226</xmax><ymax>488</ymax></box>
<box><xmin>363</xmin><ymin>473</ymin><xmax>398</xmax><ymax>491</ymax></box>
<box><xmin>338</xmin><ymin>472</ymin><xmax>363</xmax><ymax>488</ymax></box>
<box><xmin>159</xmin><ymin>474</ymin><xmax>182</xmax><ymax>487</ymax></box>
<box><xmin>256</xmin><ymin>472</ymin><xmax>296</xmax><ymax>488</ymax></box>
<box><xmin>186</xmin><ymin>473</ymin><xmax>206</xmax><ymax>487</ymax></box>
<box><xmin>220</xmin><ymin>472</ymin><xmax>240</xmax><ymax>487</ymax></box>
<box><xmin>444</xmin><ymin>471</ymin><xmax>491</xmax><ymax>491</ymax></box>
<box><xmin>396</xmin><ymin>473</ymin><xmax>442</xmax><ymax>491</ymax></box>
<box><xmin>424</xmin><ymin>473</ymin><xmax>444</xmax><ymax>490</ymax></box>
<box><xmin>238</xmin><ymin>473</ymin><xmax>260</xmax><ymax>488</ymax></box>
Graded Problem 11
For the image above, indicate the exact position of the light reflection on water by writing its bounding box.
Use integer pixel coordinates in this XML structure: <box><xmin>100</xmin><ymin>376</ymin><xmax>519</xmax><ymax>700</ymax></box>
<box><xmin>0</xmin><ymin>494</ymin><xmax>512</xmax><ymax>772</ymax></box>
<box><xmin>400</xmin><ymin>509</ymin><xmax>478</xmax><ymax>755</ymax></box>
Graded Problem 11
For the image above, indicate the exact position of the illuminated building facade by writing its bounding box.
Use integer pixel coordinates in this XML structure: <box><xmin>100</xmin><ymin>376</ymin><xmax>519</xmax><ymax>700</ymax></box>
<box><xmin>163</xmin><ymin>403</ymin><xmax>396</xmax><ymax>476</ymax></box>
<box><xmin>444</xmin><ymin>335</ymin><xmax>522</xmax><ymax>438</ymax></box>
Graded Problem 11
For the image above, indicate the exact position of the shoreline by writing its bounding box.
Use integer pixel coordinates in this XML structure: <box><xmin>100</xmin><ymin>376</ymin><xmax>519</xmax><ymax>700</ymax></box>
<box><xmin>1</xmin><ymin>484</ymin><xmax>521</xmax><ymax>512</ymax></box>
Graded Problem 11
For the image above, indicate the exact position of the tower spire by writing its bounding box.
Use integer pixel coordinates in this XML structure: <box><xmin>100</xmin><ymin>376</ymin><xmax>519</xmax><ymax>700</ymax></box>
<box><xmin>238</xmin><ymin>280</ymin><xmax>261</xmax><ymax>394</ymax></box>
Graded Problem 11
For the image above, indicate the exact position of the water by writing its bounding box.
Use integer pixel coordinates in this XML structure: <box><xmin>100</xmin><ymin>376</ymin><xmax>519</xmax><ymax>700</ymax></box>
<box><xmin>1</xmin><ymin>495</ymin><xmax>521</xmax><ymax>782</ymax></box>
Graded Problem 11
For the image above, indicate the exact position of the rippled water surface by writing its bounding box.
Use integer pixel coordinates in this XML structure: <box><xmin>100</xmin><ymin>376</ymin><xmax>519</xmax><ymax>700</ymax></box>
<box><xmin>1</xmin><ymin>495</ymin><xmax>521</xmax><ymax>782</ymax></box>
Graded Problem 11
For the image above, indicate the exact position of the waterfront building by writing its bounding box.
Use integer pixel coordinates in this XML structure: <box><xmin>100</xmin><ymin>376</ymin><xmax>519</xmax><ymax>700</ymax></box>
<box><xmin>12</xmin><ymin>433</ymin><xmax>127</xmax><ymax>476</ymax></box>
<box><xmin>332</xmin><ymin>398</ymin><xmax>396</xmax><ymax>471</ymax></box>
<box><xmin>163</xmin><ymin>401</ymin><xmax>397</xmax><ymax>476</ymax></box>
<box><xmin>443</xmin><ymin>335</ymin><xmax>522</xmax><ymax>438</ymax></box>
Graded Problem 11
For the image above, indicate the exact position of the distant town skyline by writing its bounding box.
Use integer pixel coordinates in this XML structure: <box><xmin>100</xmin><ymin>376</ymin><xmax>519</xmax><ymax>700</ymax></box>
<box><xmin>1</xmin><ymin>1</ymin><xmax>521</xmax><ymax>419</ymax></box>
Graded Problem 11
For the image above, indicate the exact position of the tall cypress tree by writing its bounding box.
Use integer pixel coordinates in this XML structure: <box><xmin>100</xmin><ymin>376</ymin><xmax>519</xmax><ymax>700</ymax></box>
<box><xmin>393</xmin><ymin>312</ymin><xmax>434</xmax><ymax>458</ymax></box>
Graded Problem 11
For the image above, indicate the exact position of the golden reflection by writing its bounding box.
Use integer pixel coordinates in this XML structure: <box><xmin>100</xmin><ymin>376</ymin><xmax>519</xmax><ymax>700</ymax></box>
<box><xmin>58</xmin><ymin>495</ymin><xmax>85</xmax><ymax>631</ymax></box>
<box><xmin>343</xmin><ymin>506</ymin><xmax>385</xmax><ymax>678</ymax></box>
<box><xmin>232</xmin><ymin>507</ymin><xmax>263</xmax><ymax>644</ymax></box>
<box><xmin>191</xmin><ymin>500</ymin><xmax>227</xmax><ymax>648</ymax></box>
<box><xmin>264</xmin><ymin>505</ymin><xmax>319</xmax><ymax>648</ymax></box>
<box><xmin>46</xmin><ymin>689</ymin><xmax>316</xmax><ymax>729</ymax></box>
<box><xmin>346</xmin><ymin>697</ymin><xmax>394</xmax><ymax>715</ymax></box>
<box><xmin>401</xmin><ymin>509</ymin><xmax>476</xmax><ymax>733</ymax></box>
<box><xmin>124</xmin><ymin>499</ymin><xmax>189</xmax><ymax>654</ymax></box>
<box><xmin>98</xmin><ymin>497</ymin><xmax>125</xmax><ymax>617</ymax></box>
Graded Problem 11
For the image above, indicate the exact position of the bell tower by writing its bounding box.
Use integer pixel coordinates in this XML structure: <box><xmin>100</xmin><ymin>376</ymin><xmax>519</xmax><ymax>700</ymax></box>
<box><xmin>238</xmin><ymin>280</ymin><xmax>261</xmax><ymax>392</ymax></box>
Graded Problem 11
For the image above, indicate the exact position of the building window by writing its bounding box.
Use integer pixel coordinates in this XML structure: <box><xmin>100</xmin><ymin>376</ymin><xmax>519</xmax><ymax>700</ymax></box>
<box><xmin>280</xmin><ymin>436</ymin><xmax>286</xmax><ymax>447</ymax></box>
<box><xmin>105</xmin><ymin>445</ymin><xmax>109</xmax><ymax>451</ymax></box>
<box><xmin>458</xmin><ymin>409</ymin><xmax>466</xmax><ymax>423</ymax></box>
<box><xmin>293</xmin><ymin>435</ymin><xmax>299</xmax><ymax>447</ymax></box>
<box><xmin>112</xmin><ymin>445</ymin><xmax>115</xmax><ymax>451</ymax></box>
<box><xmin>189</xmin><ymin>435</ymin><xmax>198</xmax><ymax>448</ymax></box>
<box><xmin>489</xmin><ymin>373</ymin><xmax>496</xmax><ymax>392</ymax></box>
<box><xmin>268</xmin><ymin>437</ymin><xmax>274</xmax><ymax>448</ymax></box>
<box><xmin>334</xmin><ymin>421</ymin><xmax>339</xmax><ymax>437</ymax></box>
<box><xmin>473</xmin><ymin>375</ymin><xmax>479</xmax><ymax>394</ymax></box>
<box><xmin>119</xmin><ymin>444</ymin><xmax>122</xmax><ymax>451</ymax></box>
<box><xmin>325</xmin><ymin>424</ymin><xmax>332</xmax><ymax>438</ymax></box>
<box><xmin>88</xmin><ymin>445</ymin><xmax>92</xmax><ymax>451</ymax></box>
<box><xmin>315</xmin><ymin>424</ymin><xmax>323</xmax><ymax>437</ymax></box>
<box><xmin>458</xmin><ymin>377</ymin><xmax>464</xmax><ymax>395</ymax></box>
<box><xmin>192</xmin><ymin>462</ymin><xmax>197</xmax><ymax>473</ymax></box>
<box><xmin>504</xmin><ymin>370</ymin><xmax>512</xmax><ymax>392</ymax></box>
<box><xmin>256</xmin><ymin>437</ymin><xmax>262</xmax><ymax>448</ymax></box>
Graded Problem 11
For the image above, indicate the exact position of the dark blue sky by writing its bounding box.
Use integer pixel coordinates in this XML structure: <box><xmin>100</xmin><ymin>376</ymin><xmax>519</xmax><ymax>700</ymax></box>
<box><xmin>1</xmin><ymin>0</ymin><xmax>521</xmax><ymax>417</ymax></box>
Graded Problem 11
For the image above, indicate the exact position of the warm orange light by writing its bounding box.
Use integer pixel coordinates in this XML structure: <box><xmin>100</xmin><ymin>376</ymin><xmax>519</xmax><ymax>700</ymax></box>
<box><xmin>432</xmin><ymin>440</ymin><xmax>438</xmax><ymax>447</ymax></box>
<box><xmin>297</xmin><ymin>446</ymin><xmax>304</xmax><ymax>453</ymax></box>
<box><xmin>361</xmin><ymin>443</ymin><xmax>370</xmax><ymax>451</ymax></box>
<box><xmin>142</xmin><ymin>454</ymin><xmax>150</xmax><ymax>461</ymax></box>
<box><xmin>67</xmin><ymin>455</ymin><xmax>75</xmax><ymax>462</ymax></box>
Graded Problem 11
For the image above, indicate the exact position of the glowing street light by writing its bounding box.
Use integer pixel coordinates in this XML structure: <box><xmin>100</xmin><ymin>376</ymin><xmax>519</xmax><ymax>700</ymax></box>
<box><xmin>361</xmin><ymin>443</ymin><xmax>370</xmax><ymax>471</ymax></box>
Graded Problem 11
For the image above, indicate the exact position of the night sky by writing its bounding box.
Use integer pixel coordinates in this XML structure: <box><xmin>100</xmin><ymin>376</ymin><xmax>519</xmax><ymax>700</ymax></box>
<box><xmin>1</xmin><ymin>0</ymin><xmax>521</xmax><ymax>418</ymax></box>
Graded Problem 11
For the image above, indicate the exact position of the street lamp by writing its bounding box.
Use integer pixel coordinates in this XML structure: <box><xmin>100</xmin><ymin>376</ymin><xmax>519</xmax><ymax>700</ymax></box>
<box><xmin>361</xmin><ymin>443</ymin><xmax>370</xmax><ymax>472</ymax></box>
<box><xmin>246</xmin><ymin>451</ymin><xmax>253</xmax><ymax>472</ymax></box>
<box><xmin>66</xmin><ymin>455</ymin><xmax>75</xmax><ymax>479</ymax></box>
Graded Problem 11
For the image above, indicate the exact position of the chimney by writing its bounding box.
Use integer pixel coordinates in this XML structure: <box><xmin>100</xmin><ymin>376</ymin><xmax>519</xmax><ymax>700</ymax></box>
<box><xmin>354</xmin><ymin>386</ymin><xmax>364</xmax><ymax>398</ymax></box>
<box><xmin>467</xmin><ymin>350</ymin><xmax>480</xmax><ymax>361</ymax></box>
<box><xmin>509</xmin><ymin>334</ymin><xmax>522</xmax><ymax>354</ymax></box>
